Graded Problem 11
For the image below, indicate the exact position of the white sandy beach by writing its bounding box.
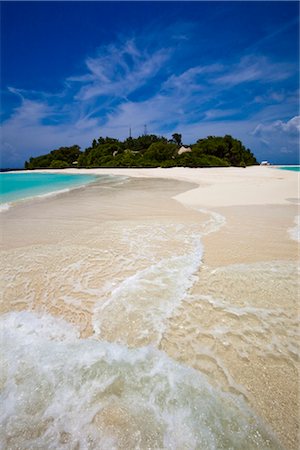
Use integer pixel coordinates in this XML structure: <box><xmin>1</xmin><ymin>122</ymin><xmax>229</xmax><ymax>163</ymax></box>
<box><xmin>1</xmin><ymin>165</ymin><xmax>299</xmax><ymax>450</ymax></box>
<box><xmin>32</xmin><ymin>165</ymin><xmax>298</xmax><ymax>207</ymax></box>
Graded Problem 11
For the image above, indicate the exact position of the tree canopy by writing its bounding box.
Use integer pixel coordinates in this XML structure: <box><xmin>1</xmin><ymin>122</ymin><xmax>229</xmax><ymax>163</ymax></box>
<box><xmin>25</xmin><ymin>145</ymin><xmax>81</xmax><ymax>169</ymax></box>
<box><xmin>25</xmin><ymin>134</ymin><xmax>257</xmax><ymax>169</ymax></box>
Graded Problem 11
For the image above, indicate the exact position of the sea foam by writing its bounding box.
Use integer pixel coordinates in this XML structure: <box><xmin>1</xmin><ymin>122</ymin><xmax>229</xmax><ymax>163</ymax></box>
<box><xmin>93</xmin><ymin>235</ymin><xmax>203</xmax><ymax>346</ymax></box>
<box><xmin>0</xmin><ymin>311</ymin><xmax>281</xmax><ymax>450</ymax></box>
<box><xmin>288</xmin><ymin>215</ymin><xmax>300</xmax><ymax>242</ymax></box>
<box><xmin>0</xmin><ymin>187</ymin><xmax>283</xmax><ymax>449</ymax></box>
<box><xmin>0</xmin><ymin>202</ymin><xmax>10</xmax><ymax>212</ymax></box>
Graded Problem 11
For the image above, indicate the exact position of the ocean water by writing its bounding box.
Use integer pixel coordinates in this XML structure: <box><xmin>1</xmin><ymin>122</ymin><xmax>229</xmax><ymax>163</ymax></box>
<box><xmin>0</xmin><ymin>311</ymin><xmax>281</xmax><ymax>450</ymax></box>
<box><xmin>0</xmin><ymin>171</ymin><xmax>98</xmax><ymax>207</ymax></box>
<box><xmin>1</xmin><ymin>176</ymin><xmax>296</xmax><ymax>449</ymax></box>
<box><xmin>278</xmin><ymin>166</ymin><xmax>300</xmax><ymax>171</ymax></box>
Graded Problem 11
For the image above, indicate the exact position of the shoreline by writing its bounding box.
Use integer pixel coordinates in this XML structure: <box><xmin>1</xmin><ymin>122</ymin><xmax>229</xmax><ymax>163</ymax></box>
<box><xmin>0</xmin><ymin>166</ymin><xmax>300</xmax><ymax>216</ymax></box>
<box><xmin>1</xmin><ymin>166</ymin><xmax>299</xmax><ymax>449</ymax></box>
<box><xmin>4</xmin><ymin>166</ymin><xmax>299</xmax><ymax>209</ymax></box>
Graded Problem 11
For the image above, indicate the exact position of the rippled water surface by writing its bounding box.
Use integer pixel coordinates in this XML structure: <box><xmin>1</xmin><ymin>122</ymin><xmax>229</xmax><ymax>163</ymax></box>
<box><xmin>1</xmin><ymin>176</ymin><xmax>298</xmax><ymax>449</ymax></box>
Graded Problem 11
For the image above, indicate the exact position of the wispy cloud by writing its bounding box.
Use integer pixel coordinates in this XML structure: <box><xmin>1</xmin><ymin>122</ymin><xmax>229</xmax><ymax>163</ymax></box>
<box><xmin>1</xmin><ymin>32</ymin><xmax>298</xmax><ymax>166</ymax></box>
<box><xmin>213</xmin><ymin>55</ymin><xmax>294</xmax><ymax>86</ymax></box>
<box><xmin>4</xmin><ymin>98</ymin><xmax>53</xmax><ymax>127</ymax></box>
<box><xmin>162</xmin><ymin>63</ymin><xmax>223</xmax><ymax>92</ymax></box>
<box><xmin>204</xmin><ymin>109</ymin><xmax>239</xmax><ymax>120</ymax></box>
<box><xmin>69</xmin><ymin>40</ymin><xmax>170</xmax><ymax>101</ymax></box>
<box><xmin>1</xmin><ymin>37</ymin><xmax>173</xmax><ymax>165</ymax></box>
<box><xmin>245</xmin><ymin>16</ymin><xmax>299</xmax><ymax>54</ymax></box>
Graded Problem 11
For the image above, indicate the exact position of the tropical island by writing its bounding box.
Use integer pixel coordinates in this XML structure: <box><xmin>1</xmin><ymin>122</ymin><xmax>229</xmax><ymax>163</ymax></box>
<box><xmin>24</xmin><ymin>134</ymin><xmax>258</xmax><ymax>169</ymax></box>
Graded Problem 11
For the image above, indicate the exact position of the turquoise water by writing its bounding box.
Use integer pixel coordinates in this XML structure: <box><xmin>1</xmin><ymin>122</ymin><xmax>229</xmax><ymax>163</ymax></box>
<box><xmin>279</xmin><ymin>166</ymin><xmax>300</xmax><ymax>172</ymax></box>
<box><xmin>0</xmin><ymin>172</ymin><xmax>98</xmax><ymax>204</ymax></box>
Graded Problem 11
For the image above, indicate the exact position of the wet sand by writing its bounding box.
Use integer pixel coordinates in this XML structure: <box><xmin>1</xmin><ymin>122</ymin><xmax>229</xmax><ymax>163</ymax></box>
<box><xmin>1</xmin><ymin>168</ymin><xmax>299</xmax><ymax>449</ymax></box>
<box><xmin>1</xmin><ymin>176</ymin><xmax>204</xmax><ymax>333</ymax></box>
<box><xmin>161</xmin><ymin>203</ymin><xmax>299</xmax><ymax>450</ymax></box>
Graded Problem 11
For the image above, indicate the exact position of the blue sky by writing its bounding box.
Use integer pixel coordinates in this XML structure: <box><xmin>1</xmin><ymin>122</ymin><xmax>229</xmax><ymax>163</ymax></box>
<box><xmin>1</xmin><ymin>1</ymin><xmax>299</xmax><ymax>167</ymax></box>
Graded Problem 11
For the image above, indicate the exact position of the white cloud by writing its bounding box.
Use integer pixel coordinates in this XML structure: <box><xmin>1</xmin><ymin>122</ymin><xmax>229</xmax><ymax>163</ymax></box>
<box><xmin>1</xmin><ymin>38</ymin><xmax>172</xmax><ymax>165</ymax></box>
<box><xmin>162</xmin><ymin>63</ymin><xmax>223</xmax><ymax>92</ymax></box>
<box><xmin>1</xmin><ymin>33</ymin><xmax>298</xmax><ymax>167</ymax></box>
<box><xmin>204</xmin><ymin>109</ymin><xmax>238</xmax><ymax>120</ymax></box>
<box><xmin>251</xmin><ymin>116</ymin><xmax>299</xmax><ymax>160</ymax></box>
<box><xmin>1</xmin><ymin>96</ymin><xmax>102</xmax><ymax>165</ymax></box>
<box><xmin>252</xmin><ymin>116</ymin><xmax>300</xmax><ymax>137</ymax></box>
<box><xmin>254</xmin><ymin>90</ymin><xmax>286</xmax><ymax>104</ymax></box>
<box><xmin>70</xmin><ymin>40</ymin><xmax>170</xmax><ymax>101</ymax></box>
<box><xmin>3</xmin><ymin>98</ymin><xmax>53</xmax><ymax>127</ymax></box>
<box><xmin>214</xmin><ymin>55</ymin><xmax>294</xmax><ymax>86</ymax></box>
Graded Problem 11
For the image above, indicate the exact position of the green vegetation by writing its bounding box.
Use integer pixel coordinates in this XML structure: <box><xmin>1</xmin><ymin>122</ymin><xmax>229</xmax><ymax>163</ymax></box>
<box><xmin>25</xmin><ymin>134</ymin><xmax>257</xmax><ymax>169</ymax></box>
<box><xmin>25</xmin><ymin>145</ymin><xmax>81</xmax><ymax>169</ymax></box>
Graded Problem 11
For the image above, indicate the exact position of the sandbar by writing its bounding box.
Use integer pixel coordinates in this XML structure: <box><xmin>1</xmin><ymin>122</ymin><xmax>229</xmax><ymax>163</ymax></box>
<box><xmin>1</xmin><ymin>166</ymin><xmax>299</xmax><ymax>449</ymax></box>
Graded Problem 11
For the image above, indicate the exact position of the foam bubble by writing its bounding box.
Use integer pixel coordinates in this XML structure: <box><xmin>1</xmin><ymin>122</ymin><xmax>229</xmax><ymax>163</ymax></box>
<box><xmin>35</xmin><ymin>187</ymin><xmax>73</xmax><ymax>199</ymax></box>
<box><xmin>0</xmin><ymin>311</ymin><xmax>281</xmax><ymax>450</ymax></box>
<box><xmin>93</xmin><ymin>236</ymin><xmax>203</xmax><ymax>346</ymax></box>
<box><xmin>196</xmin><ymin>208</ymin><xmax>226</xmax><ymax>235</ymax></box>
<box><xmin>0</xmin><ymin>202</ymin><xmax>11</xmax><ymax>213</ymax></box>
<box><xmin>288</xmin><ymin>215</ymin><xmax>300</xmax><ymax>242</ymax></box>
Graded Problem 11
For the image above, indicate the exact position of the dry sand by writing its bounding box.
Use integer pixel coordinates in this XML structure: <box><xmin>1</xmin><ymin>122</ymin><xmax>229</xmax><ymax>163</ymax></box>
<box><xmin>36</xmin><ymin>165</ymin><xmax>299</xmax><ymax>207</ymax></box>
